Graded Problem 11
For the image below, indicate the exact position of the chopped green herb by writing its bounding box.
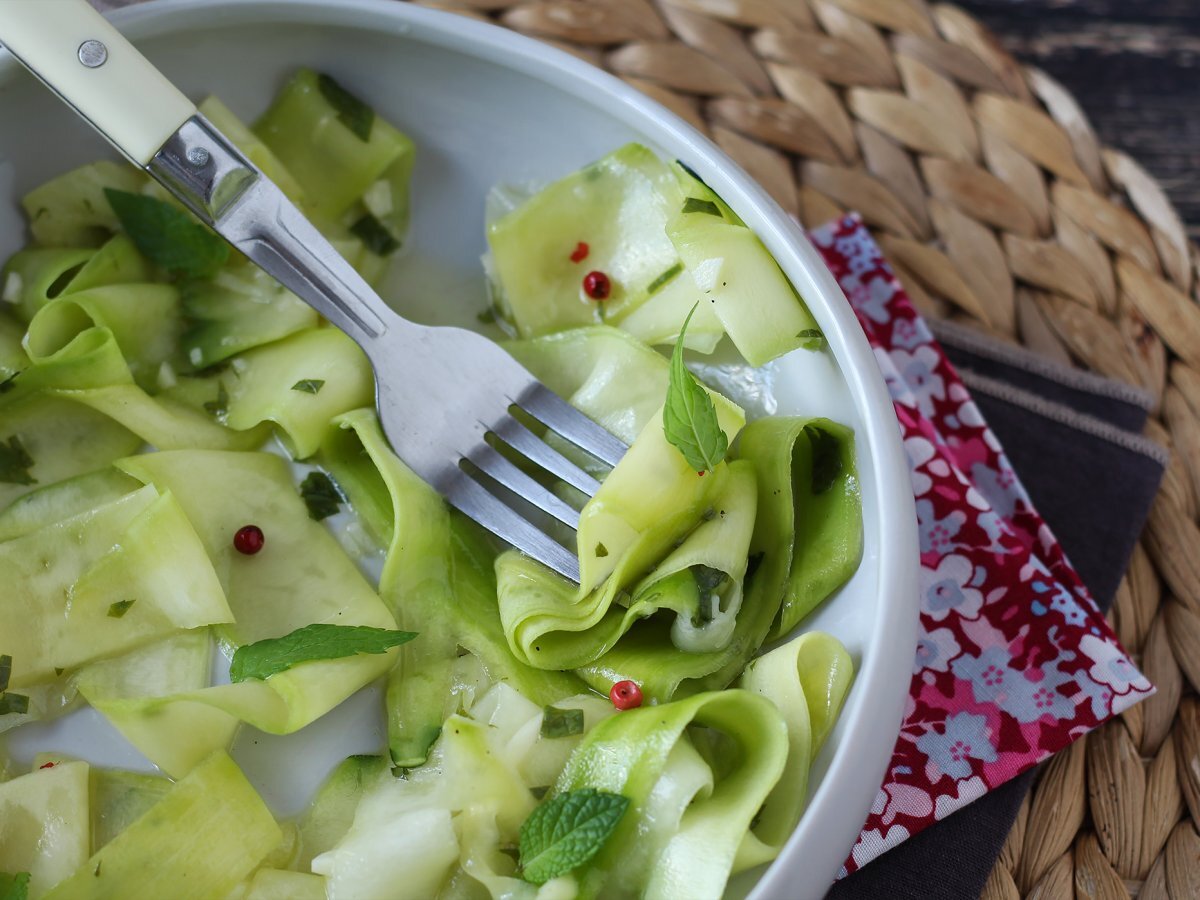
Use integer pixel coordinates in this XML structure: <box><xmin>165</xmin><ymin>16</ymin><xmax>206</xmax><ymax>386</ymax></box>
<box><xmin>229</xmin><ymin>624</ymin><xmax>417</xmax><ymax>683</ymax></box>
<box><xmin>299</xmin><ymin>471</ymin><xmax>342</xmax><ymax>521</ymax></box>
<box><xmin>349</xmin><ymin>212</ymin><xmax>399</xmax><ymax>256</ymax></box>
<box><xmin>107</xmin><ymin>599</ymin><xmax>136</xmax><ymax>619</ymax></box>
<box><xmin>540</xmin><ymin>706</ymin><xmax>585</xmax><ymax>739</ymax></box>
<box><xmin>317</xmin><ymin>73</ymin><xmax>375</xmax><ymax>141</ymax></box>
<box><xmin>0</xmin><ymin>372</ymin><xmax>18</xmax><ymax>394</ymax></box>
<box><xmin>0</xmin><ymin>693</ymin><xmax>29</xmax><ymax>716</ymax></box>
<box><xmin>646</xmin><ymin>262</ymin><xmax>683</xmax><ymax>295</ymax></box>
<box><xmin>662</xmin><ymin>305</ymin><xmax>728</xmax><ymax>474</ymax></box>
<box><xmin>203</xmin><ymin>382</ymin><xmax>228</xmax><ymax>417</ymax></box>
<box><xmin>476</xmin><ymin>306</ymin><xmax>498</xmax><ymax>324</ymax></box>
<box><xmin>692</xmin><ymin>565</ymin><xmax>727</xmax><ymax>595</ymax></box>
<box><xmin>519</xmin><ymin>789</ymin><xmax>630</xmax><ymax>884</ymax></box>
<box><xmin>54</xmin><ymin>668</ymin><xmax>64</xmax><ymax>677</ymax></box>
<box><xmin>804</xmin><ymin>424</ymin><xmax>843</xmax><ymax>495</ymax></box>
<box><xmin>0</xmin><ymin>656</ymin><xmax>8</xmax><ymax>693</ymax></box>
<box><xmin>103</xmin><ymin>189</ymin><xmax>228</xmax><ymax>278</ymax></box>
<box><xmin>797</xmin><ymin>328</ymin><xmax>825</xmax><ymax>350</ymax></box>
<box><xmin>681</xmin><ymin>197</ymin><xmax>722</xmax><ymax>217</ymax></box>
<box><xmin>0</xmin><ymin>871</ymin><xmax>31</xmax><ymax>900</ymax></box>
<box><xmin>291</xmin><ymin>379</ymin><xmax>325</xmax><ymax>395</ymax></box>
<box><xmin>530</xmin><ymin>785</ymin><xmax>550</xmax><ymax>800</ymax></box>
<box><xmin>594</xmin><ymin>543</ymin><xmax>608</xmax><ymax>558</ymax></box>
<box><xmin>0</xmin><ymin>435</ymin><xmax>36</xmax><ymax>486</ymax></box>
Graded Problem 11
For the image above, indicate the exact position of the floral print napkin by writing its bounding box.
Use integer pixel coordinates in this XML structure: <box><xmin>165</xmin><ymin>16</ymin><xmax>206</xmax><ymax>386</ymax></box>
<box><xmin>807</xmin><ymin>215</ymin><xmax>1154</xmax><ymax>876</ymax></box>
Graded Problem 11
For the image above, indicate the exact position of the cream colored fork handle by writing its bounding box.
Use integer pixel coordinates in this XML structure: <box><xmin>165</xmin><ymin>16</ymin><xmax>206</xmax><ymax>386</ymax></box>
<box><xmin>0</xmin><ymin>0</ymin><xmax>194</xmax><ymax>165</ymax></box>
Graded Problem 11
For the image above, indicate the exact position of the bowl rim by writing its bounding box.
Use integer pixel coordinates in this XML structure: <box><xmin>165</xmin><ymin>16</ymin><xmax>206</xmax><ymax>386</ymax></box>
<box><xmin>34</xmin><ymin>1</ymin><xmax>920</xmax><ymax>894</ymax></box>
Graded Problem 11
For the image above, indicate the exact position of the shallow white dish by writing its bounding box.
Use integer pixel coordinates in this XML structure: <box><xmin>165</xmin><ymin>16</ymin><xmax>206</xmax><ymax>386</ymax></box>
<box><xmin>0</xmin><ymin>1</ymin><xmax>919</xmax><ymax>896</ymax></box>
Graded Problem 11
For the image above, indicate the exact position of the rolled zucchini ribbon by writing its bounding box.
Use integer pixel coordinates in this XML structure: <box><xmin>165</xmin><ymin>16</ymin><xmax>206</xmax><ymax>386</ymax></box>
<box><xmin>554</xmin><ymin>689</ymin><xmax>789</xmax><ymax>900</ymax></box>
<box><xmin>320</xmin><ymin>410</ymin><xmax>584</xmax><ymax>768</ymax></box>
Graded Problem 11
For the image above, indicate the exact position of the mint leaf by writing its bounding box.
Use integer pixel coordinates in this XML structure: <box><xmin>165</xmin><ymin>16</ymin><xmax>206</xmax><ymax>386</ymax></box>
<box><xmin>317</xmin><ymin>73</ymin><xmax>375</xmax><ymax>141</ymax></box>
<box><xmin>540</xmin><ymin>706</ymin><xmax>584</xmax><ymax>739</ymax></box>
<box><xmin>291</xmin><ymin>379</ymin><xmax>325</xmax><ymax>395</ymax></box>
<box><xmin>103</xmin><ymin>189</ymin><xmax>228</xmax><ymax>279</ymax></box>
<box><xmin>349</xmin><ymin>213</ymin><xmax>399</xmax><ymax>256</ymax></box>
<box><xmin>107</xmin><ymin>599</ymin><xmax>136</xmax><ymax>619</ymax></box>
<box><xmin>299</xmin><ymin>471</ymin><xmax>342</xmax><ymax>521</ymax></box>
<box><xmin>646</xmin><ymin>262</ymin><xmax>682</xmax><ymax>296</ymax></box>
<box><xmin>0</xmin><ymin>655</ymin><xmax>9</xmax><ymax>692</ymax></box>
<box><xmin>0</xmin><ymin>693</ymin><xmax>29</xmax><ymax>716</ymax></box>
<box><xmin>519</xmin><ymin>789</ymin><xmax>629</xmax><ymax>884</ymax></box>
<box><xmin>0</xmin><ymin>872</ymin><xmax>31</xmax><ymax>900</ymax></box>
<box><xmin>681</xmin><ymin>197</ymin><xmax>721</xmax><ymax>217</ymax></box>
<box><xmin>229</xmin><ymin>624</ymin><xmax>416</xmax><ymax>682</ymax></box>
<box><xmin>662</xmin><ymin>305</ymin><xmax>728</xmax><ymax>473</ymax></box>
<box><xmin>0</xmin><ymin>435</ymin><xmax>35</xmax><ymax>486</ymax></box>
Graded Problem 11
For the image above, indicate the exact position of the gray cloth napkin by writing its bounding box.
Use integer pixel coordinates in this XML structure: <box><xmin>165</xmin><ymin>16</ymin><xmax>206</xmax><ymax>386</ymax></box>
<box><xmin>828</xmin><ymin>319</ymin><xmax>1166</xmax><ymax>900</ymax></box>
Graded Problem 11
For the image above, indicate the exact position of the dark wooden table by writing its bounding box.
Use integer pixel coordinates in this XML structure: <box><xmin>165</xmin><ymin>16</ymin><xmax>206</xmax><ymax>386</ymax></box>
<box><xmin>957</xmin><ymin>0</ymin><xmax>1200</xmax><ymax>241</ymax></box>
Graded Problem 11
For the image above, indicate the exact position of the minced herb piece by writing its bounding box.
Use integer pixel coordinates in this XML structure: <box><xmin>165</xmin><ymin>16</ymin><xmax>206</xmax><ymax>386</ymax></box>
<box><xmin>317</xmin><ymin>73</ymin><xmax>375</xmax><ymax>141</ymax></box>
<box><xmin>693</xmin><ymin>565</ymin><xmax>727</xmax><ymax>596</ymax></box>
<box><xmin>291</xmin><ymin>379</ymin><xmax>325</xmax><ymax>394</ymax></box>
<box><xmin>203</xmin><ymin>383</ymin><xmax>228</xmax><ymax>417</ymax></box>
<box><xmin>681</xmin><ymin>197</ymin><xmax>722</xmax><ymax>217</ymax></box>
<box><xmin>104</xmin><ymin>189</ymin><xmax>228</xmax><ymax>278</ymax></box>
<box><xmin>662</xmin><ymin>305</ymin><xmax>727</xmax><ymax>474</ymax></box>
<box><xmin>646</xmin><ymin>262</ymin><xmax>683</xmax><ymax>296</ymax></box>
<box><xmin>797</xmin><ymin>328</ymin><xmax>825</xmax><ymax>350</ymax></box>
<box><xmin>0</xmin><ymin>656</ymin><xmax>8</xmax><ymax>692</ymax></box>
<box><xmin>349</xmin><ymin>213</ymin><xmax>399</xmax><ymax>256</ymax></box>
<box><xmin>540</xmin><ymin>706</ymin><xmax>585</xmax><ymax>739</ymax></box>
<box><xmin>107</xmin><ymin>599</ymin><xmax>136</xmax><ymax>619</ymax></box>
<box><xmin>519</xmin><ymin>789</ymin><xmax>630</xmax><ymax>884</ymax></box>
<box><xmin>299</xmin><ymin>471</ymin><xmax>342</xmax><ymax>520</ymax></box>
<box><xmin>530</xmin><ymin>786</ymin><xmax>549</xmax><ymax>800</ymax></box>
<box><xmin>0</xmin><ymin>435</ymin><xmax>36</xmax><ymax>486</ymax></box>
<box><xmin>594</xmin><ymin>543</ymin><xmax>608</xmax><ymax>558</ymax></box>
<box><xmin>805</xmin><ymin>424</ymin><xmax>842</xmax><ymax>495</ymax></box>
<box><xmin>230</xmin><ymin>624</ymin><xmax>417</xmax><ymax>682</ymax></box>
<box><xmin>0</xmin><ymin>693</ymin><xmax>29</xmax><ymax>716</ymax></box>
<box><xmin>0</xmin><ymin>871</ymin><xmax>31</xmax><ymax>900</ymax></box>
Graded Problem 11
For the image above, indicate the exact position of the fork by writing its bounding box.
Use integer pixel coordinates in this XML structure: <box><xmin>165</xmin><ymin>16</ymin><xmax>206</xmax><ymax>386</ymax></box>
<box><xmin>0</xmin><ymin>0</ymin><xmax>627</xmax><ymax>583</ymax></box>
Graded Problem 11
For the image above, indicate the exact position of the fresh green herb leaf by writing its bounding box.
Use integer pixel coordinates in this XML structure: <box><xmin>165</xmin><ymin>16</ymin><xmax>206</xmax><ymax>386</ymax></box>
<box><xmin>0</xmin><ymin>871</ymin><xmax>31</xmax><ymax>900</ymax></box>
<box><xmin>229</xmin><ymin>624</ymin><xmax>416</xmax><ymax>683</ymax></box>
<box><xmin>107</xmin><ymin>599</ymin><xmax>136</xmax><ymax>619</ymax></box>
<box><xmin>0</xmin><ymin>372</ymin><xmax>18</xmax><ymax>394</ymax></box>
<box><xmin>540</xmin><ymin>706</ymin><xmax>585</xmax><ymax>739</ymax></box>
<box><xmin>804</xmin><ymin>424</ymin><xmax>842</xmax><ymax>495</ymax></box>
<box><xmin>646</xmin><ymin>262</ymin><xmax>683</xmax><ymax>296</ymax></box>
<box><xmin>317</xmin><ymin>73</ymin><xmax>375</xmax><ymax>141</ymax></box>
<box><xmin>797</xmin><ymin>328</ymin><xmax>825</xmax><ymax>350</ymax></box>
<box><xmin>349</xmin><ymin>213</ymin><xmax>399</xmax><ymax>256</ymax></box>
<box><xmin>299</xmin><ymin>471</ymin><xmax>342</xmax><ymax>521</ymax></box>
<box><xmin>662</xmin><ymin>305</ymin><xmax>728</xmax><ymax>473</ymax></box>
<box><xmin>681</xmin><ymin>197</ymin><xmax>722</xmax><ymax>217</ymax></box>
<box><xmin>0</xmin><ymin>693</ymin><xmax>29</xmax><ymax>716</ymax></box>
<box><xmin>594</xmin><ymin>543</ymin><xmax>608</xmax><ymax>558</ymax></box>
<box><xmin>518</xmin><ymin>789</ymin><xmax>629</xmax><ymax>884</ymax></box>
<box><xmin>476</xmin><ymin>306</ymin><xmax>498</xmax><ymax>324</ymax></box>
<box><xmin>103</xmin><ymin>189</ymin><xmax>228</xmax><ymax>278</ymax></box>
<box><xmin>0</xmin><ymin>656</ymin><xmax>9</xmax><ymax>693</ymax></box>
<box><xmin>54</xmin><ymin>668</ymin><xmax>64</xmax><ymax>677</ymax></box>
<box><xmin>291</xmin><ymin>379</ymin><xmax>325</xmax><ymax>395</ymax></box>
<box><xmin>0</xmin><ymin>435</ymin><xmax>35</xmax><ymax>486</ymax></box>
<box><xmin>203</xmin><ymin>382</ymin><xmax>228</xmax><ymax>417</ymax></box>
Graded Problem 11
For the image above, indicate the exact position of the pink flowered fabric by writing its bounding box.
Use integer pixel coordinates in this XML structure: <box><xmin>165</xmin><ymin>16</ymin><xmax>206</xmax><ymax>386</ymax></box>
<box><xmin>807</xmin><ymin>215</ymin><xmax>1154</xmax><ymax>876</ymax></box>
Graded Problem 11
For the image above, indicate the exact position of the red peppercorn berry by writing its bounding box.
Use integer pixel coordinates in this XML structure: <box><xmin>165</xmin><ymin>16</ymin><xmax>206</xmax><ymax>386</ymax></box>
<box><xmin>582</xmin><ymin>270</ymin><xmax>611</xmax><ymax>301</ymax></box>
<box><xmin>39</xmin><ymin>761</ymin><xmax>56</xmax><ymax>769</ymax></box>
<box><xmin>610</xmin><ymin>680</ymin><xmax>643</xmax><ymax>710</ymax></box>
<box><xmin>233</xmin><ymin>524</ymin><xmax>265</xmax><ymax>556</ymax></box>
<box><xmin>569</xmin><ymin>241</ymin><xmax>590</xmax><ymax>263</ymax></box>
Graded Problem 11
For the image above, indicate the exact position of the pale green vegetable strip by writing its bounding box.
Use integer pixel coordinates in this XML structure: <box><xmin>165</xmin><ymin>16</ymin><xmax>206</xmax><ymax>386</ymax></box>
<box><xmin>0</xmin><ymin>673</ymin><xmax>79</xmax><ymax>737</ymax></box>
<box><xmin>21</xmin><ymin>161</ymin><xmax>145</xmax><ymax>247</ymax></box>
<box><xmin>735</xmin><ymin>631</ymin><xmax>854</xmax><ymax>868</ymax></box>
<box><xmin>225</xmin><ymin>328</ymin><xmax>373</xmax><ymax>459</ymax></box>
<box><xmin>0</xmin><ymin>484</ymin><xmax>232</xmax><ymax>687</ymax></box>
<box><xmin>3</xmin><ymin>236</ymin><xmax>151</xmax><ymax>325</ymax></box>
<box><xmin>198</xmin><ymin>96</ymin><xmax>308</xmax><ymax>205</ymax></box>
<box><xmin>43</xmin><ymin>752</ymin><xmax>282</xmax><ymax>900</ymax></box>
<box><xmin>10</xmin><ymin>319</ymin><xmax>131</xmax><ymax>403</ymax></box>
<box><xmin>295</xmin><ymin>755</ymin><xmax>388</xmax><ymax>870</ymax></box>
<box><xmin>322</xmin><ymin>410</ymin><xmax>582</xmax><ymax>766</ymax></box>
<box><xmin>88</xmin><ymin>768</ymin><xmax>173</xmax><ymax>850</ymax></box>
<box><xmin>0</xmin><ymin>312</ymin><xmax>28</xmax><ymax>380</ymax></box>
<box><xmin>554</xmin><ymin>689</ymin><xmax>788</xmax><ymax>900</ymax></box>
<box><xmin>0</xmin><ymin>468</ymin><xmax>140</xmax><ymax>542</ymax></box>
<box><xmin>0</xmin><ymin>395</ymin><xmax>142</xmax><ymax>511</ymax></box>
<box><xmin>244</xmin><ymin>870</ymin><xmax>326</xmax><ymax>900</ymax></box>
<box><xmin>0</xmin><ymin>762</ymin><xmax>90</xmax><ymax>899</ymax></box>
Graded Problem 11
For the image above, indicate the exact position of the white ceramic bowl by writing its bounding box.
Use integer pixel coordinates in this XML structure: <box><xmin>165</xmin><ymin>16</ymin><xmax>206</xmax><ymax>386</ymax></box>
<box><xmin>0</xmin><ymin>2</ymin><xmax>919</xmax><ymax>896</ymax></box>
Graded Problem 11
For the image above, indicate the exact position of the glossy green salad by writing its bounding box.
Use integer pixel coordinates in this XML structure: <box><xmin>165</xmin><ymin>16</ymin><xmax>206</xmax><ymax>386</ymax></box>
<box><xmin>0</xmin><ymin>70</ymin><xmax>862</xmax><ymax>900</ymax></box>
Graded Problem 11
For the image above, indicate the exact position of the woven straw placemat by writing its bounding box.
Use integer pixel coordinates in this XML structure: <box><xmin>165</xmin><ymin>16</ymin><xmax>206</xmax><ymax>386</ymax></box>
<box><xmin>404</xmin><ymin>1</ymin><xmax>1200</xmax><ymax>897</ymax></box>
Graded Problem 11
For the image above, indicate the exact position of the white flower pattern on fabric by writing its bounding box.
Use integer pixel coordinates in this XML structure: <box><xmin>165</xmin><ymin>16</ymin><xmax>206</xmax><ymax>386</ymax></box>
<box><xmin>887</xmin><ymin>345</ymin><xmax>946</xmax><ymax>417</ymax></box>
<box><xmin>920</xmin><ymin>554</ymin><xmax>983</xmax><ymax>621</ymax></box>
<box><xmin>915</xmin><ymin>712</ymin><xmax>998</xmax><ymax>780</ymax></box>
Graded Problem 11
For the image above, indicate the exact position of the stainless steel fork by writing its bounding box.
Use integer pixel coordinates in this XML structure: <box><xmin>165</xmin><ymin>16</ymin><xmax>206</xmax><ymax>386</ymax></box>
<box><xmin>1</xmin><ymin>0</ymin><xmax>626</xmax><ymax>582</ymax></box>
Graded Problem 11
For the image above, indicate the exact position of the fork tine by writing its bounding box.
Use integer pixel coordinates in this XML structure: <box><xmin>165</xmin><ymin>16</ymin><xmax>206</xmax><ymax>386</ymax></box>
<box><xmin>445</xmin><ymin>474</ymin><xmax>580</xmax><ymax>582</ymax></box>
<box><xmin>514</xmin><ymin>383</ymin><xmax>627</xmax><ymax>467</ymax></box>
<box><xmin>490</xmin><ymin>415</ymin><xmax>603</xmax><ymax>496</ymax></box>
<box><xmin>465</xmin><ymin>444</ymin><xmax>581</xmax><ymax>529</ymax></box>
